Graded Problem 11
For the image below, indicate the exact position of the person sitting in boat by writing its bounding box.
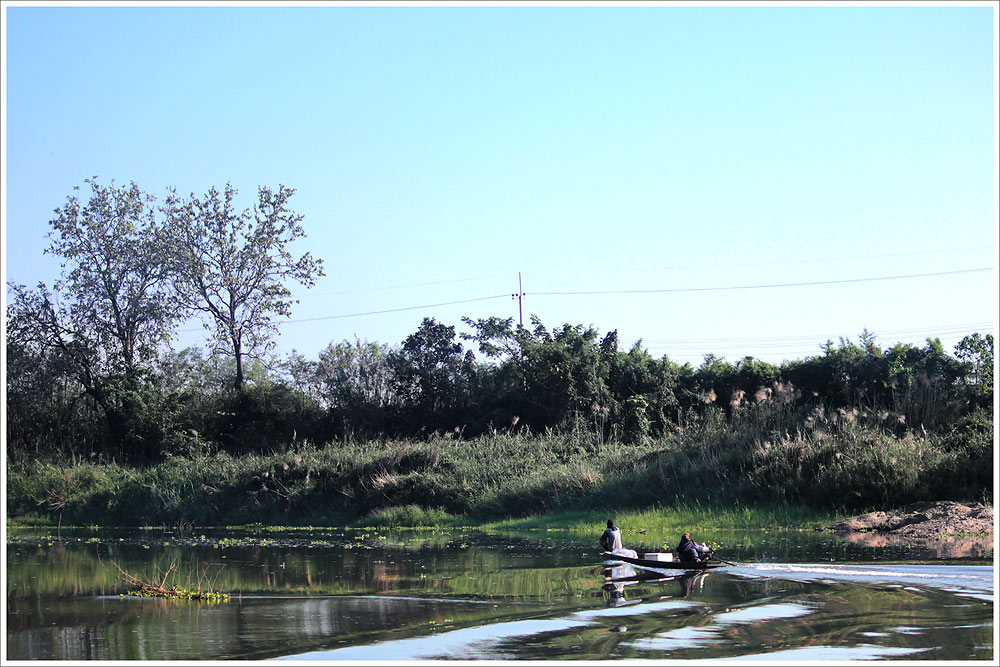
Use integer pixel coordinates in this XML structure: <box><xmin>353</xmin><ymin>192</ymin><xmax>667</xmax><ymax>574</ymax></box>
<box><xmin>600</xmin><ymin>520</ymin><xmax>623</xmax><ymax>552</ymax></box>
<box><xmin>600</xmin><ymin>520</ymin><xmax>637</xmax><ymax>558</ymax></box>
<box><xmin>677</xmin><ymin>532</ymin><xmax>704</xmax><ymax>562</ymax></box>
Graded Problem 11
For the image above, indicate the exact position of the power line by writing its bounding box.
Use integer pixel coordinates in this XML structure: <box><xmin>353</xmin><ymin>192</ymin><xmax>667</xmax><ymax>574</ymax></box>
<box><xmin>310</xmin><ymin>272</ymin><xmax>513</xmax><ymax>297</ymax></box>
<box><xmin>530</xmin><ymin>267</ymin><xmax>991</xmax><ymax>296</ymax></box>
<box><xmin>298</xmin><ymin>245</ymin><xmax>992</xmax><ymax>297</ymax></box>
<box><xmin>528</xmin><ymin>245</ymin><xmax>993</xmax><ymax>278</ymax></box>
<box><xmin>176</xmin><ymin>267</ymin><xmax>991</xmax><ymax>333</ymax></box>
<box><xmin>177</xmin><ymin>293</ymin><xmax>513</xmax><ymax>332</ymax></box>
<box><xmin>288</xmin><ymin>293</ymin><xmax>511</xmax><ymax>322</ymax></box>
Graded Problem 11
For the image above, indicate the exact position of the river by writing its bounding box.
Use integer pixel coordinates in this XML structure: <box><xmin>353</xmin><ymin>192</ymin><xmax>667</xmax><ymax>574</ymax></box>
<box><xmin>5</xmin><ymin>525</ymin><xmax>994</xmax><ymax>661</ymax></box>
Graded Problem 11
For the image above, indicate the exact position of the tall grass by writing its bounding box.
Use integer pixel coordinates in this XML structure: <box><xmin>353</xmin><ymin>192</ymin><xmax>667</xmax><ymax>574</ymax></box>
<box><xmin>482</xmin><ymin>502</ymin><xmax>840</xmax><ymax>533</ymax></box>
<box><xmin>6</xmin><ymin>404</ymin><xmax>991</xmax><ymax>527</ymax></box>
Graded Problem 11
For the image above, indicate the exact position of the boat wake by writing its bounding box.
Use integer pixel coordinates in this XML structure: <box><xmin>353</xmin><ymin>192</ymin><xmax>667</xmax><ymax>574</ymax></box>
<box><xmin>732</xmin><ymin>563</ymin><xmax>994</xmax><ymax>599</ymax></box>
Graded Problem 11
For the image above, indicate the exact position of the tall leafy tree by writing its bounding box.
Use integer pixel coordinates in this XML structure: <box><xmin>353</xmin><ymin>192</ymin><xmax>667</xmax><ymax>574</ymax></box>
<box><xmin>45</xmin><ymin>178</ymin><xmax>180</xmax><ymax>376</ymax></box>
<box><xmin>462</xmin><ymin>315</ymin><xmax>621</xmax><ymax>434</ymax></box>
<box><xmin>390</xmin><ymin>318</ymin><xmax>474</xmax><ymax>431</ymax></box>
<box><xmin>460</xmin><ymin>315</ymin><xmax>524</xmax><ymax>360</ymax></box>
<box><xmin>6</xmin><ymin>283</ymin><xmax>99</xmax><ymax>457</ymax></box>
<box><xmin>513</xmin><ymin>318</ymin><xmax>613</xmax><ymax>433</ymax></box>
<box><xmin>955</xmin><ymin>332</ymin><xmax>994</xmax><ymax>397</ymax></box>
<box><xmin>318</xmin><ymin>338</ymin><xmax>397</xmax><ymax>410</ymax></box>
<box><xmin>607</xmin><ymin>341</ymin><xmax>683</xmax><ymax>434</ymax></box>
<box><xmin>166</xmin><ymin>183</ymin><xmax>324</xmax><ymax>391</ymax></box>
<box><xmin>6</xmin><ymin>179</ymin><xmax>181</xmax><ymax>456</ymax></box>
<box><xmin>313</xmin><ymin>338</ymin><xmax>398</xmax><ymax>437</ymax></box>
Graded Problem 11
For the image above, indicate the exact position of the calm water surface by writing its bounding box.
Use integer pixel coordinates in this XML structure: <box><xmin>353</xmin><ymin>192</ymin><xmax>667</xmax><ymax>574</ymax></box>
<box><xmin>5</xmin><ymin>525</ymin><xmax>994</xmax><ymax>661</ymax></box>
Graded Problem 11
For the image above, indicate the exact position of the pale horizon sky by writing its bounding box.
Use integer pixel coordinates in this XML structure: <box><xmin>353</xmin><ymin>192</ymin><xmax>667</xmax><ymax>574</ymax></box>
<box><xmin>3</xmin><ymin>1</ymin><xmax>997</xmax><ymax>367</ymax></box>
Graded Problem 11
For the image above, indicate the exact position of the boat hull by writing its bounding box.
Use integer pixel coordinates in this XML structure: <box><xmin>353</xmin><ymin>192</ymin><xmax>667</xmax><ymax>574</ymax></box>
<box><xmin>601</xmin><ymin>552</ymin><xmax>728</xmax><ymax>570</ymax></box>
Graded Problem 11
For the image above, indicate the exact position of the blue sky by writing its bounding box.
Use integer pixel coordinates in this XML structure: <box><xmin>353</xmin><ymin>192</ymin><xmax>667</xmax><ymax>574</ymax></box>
<box><xmin>3</xmin><ymin>2</ymin><xmax>996</xmax><ymax>365</ymax></box>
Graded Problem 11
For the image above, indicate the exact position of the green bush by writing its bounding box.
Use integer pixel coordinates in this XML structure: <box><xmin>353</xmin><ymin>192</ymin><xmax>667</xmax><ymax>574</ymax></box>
<box><xmin>941</xmin><ymin>409</ymin><xmax>993</xmax><ymax>458</ymax></box>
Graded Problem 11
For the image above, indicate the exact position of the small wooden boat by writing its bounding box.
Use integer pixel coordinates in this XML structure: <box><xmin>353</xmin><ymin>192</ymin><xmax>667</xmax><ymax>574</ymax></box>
<box><xmin>601</xmin><ymin>551</ymin><xmax>729</xmax><ymax>570</ymax></box>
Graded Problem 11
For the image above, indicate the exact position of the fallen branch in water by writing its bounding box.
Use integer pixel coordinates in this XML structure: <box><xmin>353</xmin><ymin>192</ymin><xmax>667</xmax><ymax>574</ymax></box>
<box><xmin>111</xmin><ymin>559</ymin><xmax>230</xmax><ymax>601</ymax></box>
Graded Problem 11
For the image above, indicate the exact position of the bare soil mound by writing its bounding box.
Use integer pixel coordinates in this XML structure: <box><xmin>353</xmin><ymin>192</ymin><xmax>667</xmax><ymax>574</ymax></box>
<box><xmin>823</xmin><ymin>501</ymin><xmax>993</xmax><ymax>539</ymax></box>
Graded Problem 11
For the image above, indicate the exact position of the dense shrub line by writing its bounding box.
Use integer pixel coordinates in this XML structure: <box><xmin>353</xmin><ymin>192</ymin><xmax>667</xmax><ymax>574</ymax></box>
<box><xmin>7</xmin><ymin>397</ymin><xmax>991</xmax><ymax>526</ymax></box>
<box><xmin>6</xmin><ymin>313</ymin><xmax>993</xmax><ymax>466</ymax></box>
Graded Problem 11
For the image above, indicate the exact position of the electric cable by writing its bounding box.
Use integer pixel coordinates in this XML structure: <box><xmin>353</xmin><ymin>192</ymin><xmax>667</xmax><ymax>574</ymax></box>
<box><xmin>529</xmin><ymin>267</ymin><xmax>991</xmax><ymax>296</ymax></box>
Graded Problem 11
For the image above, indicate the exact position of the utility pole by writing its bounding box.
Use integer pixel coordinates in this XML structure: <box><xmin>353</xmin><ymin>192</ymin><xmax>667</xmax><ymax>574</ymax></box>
<box><xmin>512</xmin><ymin>272</ymin><xmax>524</xmax><ymax>328</ymax></box>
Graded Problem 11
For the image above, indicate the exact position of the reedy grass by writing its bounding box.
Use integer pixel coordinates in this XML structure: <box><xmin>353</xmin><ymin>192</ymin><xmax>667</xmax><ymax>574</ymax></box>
<box><xmin>6</xmin><ymin>406</ymin><xmax>990</xmax><ymax>528</ymax></box>
<box><xmin>479</xmin><ymin>501</ymin><xmax>842</xmax><ymax>533</ymax></box>
<box><xmin>359</xmin><ymin>504</ymin><xmax>459</xmax><ymax>528</ymax></box>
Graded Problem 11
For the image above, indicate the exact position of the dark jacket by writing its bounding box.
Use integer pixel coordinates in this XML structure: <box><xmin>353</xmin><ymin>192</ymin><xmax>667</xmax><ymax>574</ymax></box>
<box><xmin>677</xmin><ymin>535</ymin><xmax>701</xmax><ymax>562</ymax></box>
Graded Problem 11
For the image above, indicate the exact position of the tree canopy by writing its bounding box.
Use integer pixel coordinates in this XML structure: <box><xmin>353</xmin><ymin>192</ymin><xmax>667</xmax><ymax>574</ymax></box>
<box><xmin>165</xmin><ymin>183</ymin><xmax>324</xmax><ymax>391</ymax></box>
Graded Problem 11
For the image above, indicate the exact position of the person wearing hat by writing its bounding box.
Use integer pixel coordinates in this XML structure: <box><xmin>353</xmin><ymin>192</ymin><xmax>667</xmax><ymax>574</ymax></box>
<box><xmin>677</xmin><ymin>532</ymin><xmax>703</xmax><ymax>563</ymax></box>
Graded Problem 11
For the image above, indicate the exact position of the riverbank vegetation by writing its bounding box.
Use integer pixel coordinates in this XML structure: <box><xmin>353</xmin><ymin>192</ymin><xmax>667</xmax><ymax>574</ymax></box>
<box><xmin>6</xmin><ymin>313</ymin><xmax>994</xmax><ymax>528</ymax></box>
<box><xmin>7</xmin><ymin>390</ymin><xmax>992</xmax><ymax>527</ymax></box>
<box><xmin>5</xmin><ymin>179</ymin><xmax>994</xmax><ymax>527</ymax></box>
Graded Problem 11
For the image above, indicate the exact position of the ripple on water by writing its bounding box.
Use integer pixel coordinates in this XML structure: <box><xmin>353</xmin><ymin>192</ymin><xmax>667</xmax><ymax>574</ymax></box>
<box><xmin>712</xmin><ymin>645</ymin><xmax>929</xmax><ymax>661</ymax></box>
<box><xmin>280</xmin><ymin>617</ymin><xmax>594</xmax><ymax>661</ymax></box>
<box><xmin>628</xmin><ymin>625</ymin><xmax>720</xmax><ymax>651</ymax></box>
<box><xmin>625</xmin><ymin>602</ymin><xmax>815</xmax><ymax>653</ymax></box>
<box><xmin>281</xmin><ymin>598</ymin><xmax>701</xmax><ymax>660</ymax></box>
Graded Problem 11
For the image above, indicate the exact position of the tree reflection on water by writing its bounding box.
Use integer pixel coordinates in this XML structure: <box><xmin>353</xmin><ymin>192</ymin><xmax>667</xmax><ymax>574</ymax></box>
<box><xmin>6</xmin><ymin>526</ymin><xmax>994</xmax><ymax>661</ymax></box>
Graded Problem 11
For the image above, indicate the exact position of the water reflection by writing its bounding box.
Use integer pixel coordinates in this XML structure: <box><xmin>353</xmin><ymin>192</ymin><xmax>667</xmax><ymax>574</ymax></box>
<box><xmin>830</xmin><ymin>531</ymin><xmax>994</xmax><ymax>559</ymax></box>
<box><xmin>601</xmin><ymin>566</ymin><xmax>707</xmax><ymax>607</ymax></box>
<box><xmin>8</xmin><ymin>594</ymin><xmax>507</xmax><ymax>661</ymax></box>
<box><xmin>713</xmin><ymin>644</ymin><xmax>928</xmax><ymax>660</ymax></box>
<box><xmin>600</xmin><ymin>563</ymin><xmax>634</xmax><ymax>606</ymax></box>
<box><xmin>6</xmin><ymin>527</ymin><xmax>994</xmax><ymax>661</ymax></box>
<box><xmin>627</xmin><ymin>600</ymin><xmax>815</xmax><ymax>652</ymax></box>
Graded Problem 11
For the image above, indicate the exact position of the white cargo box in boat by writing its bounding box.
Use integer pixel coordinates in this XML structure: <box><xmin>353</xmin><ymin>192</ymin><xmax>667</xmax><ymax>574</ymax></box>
<box><xmin>641</xmin><ymin>552</ymin><xmax>673</xmax><ymax>562</ymax></box>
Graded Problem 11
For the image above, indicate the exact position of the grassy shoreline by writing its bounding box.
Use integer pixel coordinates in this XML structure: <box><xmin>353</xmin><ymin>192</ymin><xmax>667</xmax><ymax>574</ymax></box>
<box><xmin>6</xmin><ymin>412</ymin><xmax>989</xmax><ymax>529</ymax></box>
<box><xmin>7</xmin><ymin>502</ymin><xmax>846</xmax><ymax>533</ymax></box>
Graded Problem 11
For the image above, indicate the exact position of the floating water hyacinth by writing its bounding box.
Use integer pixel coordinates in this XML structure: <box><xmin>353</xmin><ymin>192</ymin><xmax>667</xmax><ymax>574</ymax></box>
<box><xmin>121</xmin><ymin>586</ymin><xmax>230</xmax><ymax>602</ymax></box>
<box><xmin>113</xmin><ymin>560</ymin><xmax>230</xmax><ymax>602</ymax></box>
